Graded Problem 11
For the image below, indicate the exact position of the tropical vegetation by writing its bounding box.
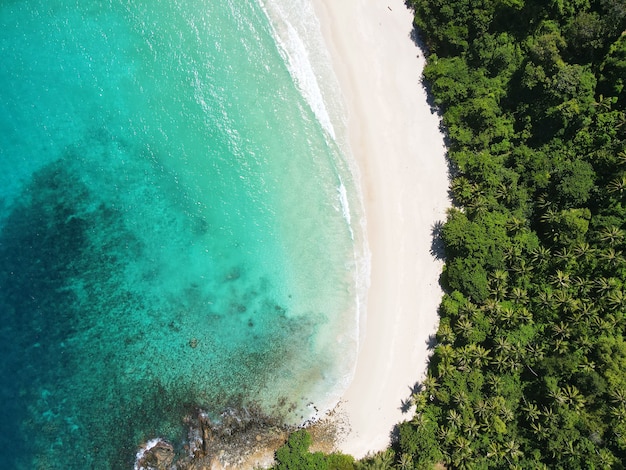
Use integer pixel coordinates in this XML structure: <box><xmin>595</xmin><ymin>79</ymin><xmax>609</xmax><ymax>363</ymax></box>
<box><xmin>398</xmin><ymin>0</ymin><xmax>626</xmax><ymax>467</ymax></box>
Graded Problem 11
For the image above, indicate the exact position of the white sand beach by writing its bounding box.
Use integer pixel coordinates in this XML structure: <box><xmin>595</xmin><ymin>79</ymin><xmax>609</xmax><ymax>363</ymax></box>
<box><xmin>312</xmin><ymin>0</ymin><xmax>450</xmax><ymax>459</ymax></box>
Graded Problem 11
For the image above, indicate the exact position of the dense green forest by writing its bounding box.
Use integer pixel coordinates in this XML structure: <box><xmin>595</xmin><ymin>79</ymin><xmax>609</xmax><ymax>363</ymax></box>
<box><xmin>401</xmin><ymin>0</ymin><xmax>626</xmax><ymax>468</ymax></box>
<box><xmin>272</xmin><ymin>0</ymin><xmax>626</xmax><ymax>468</ymax></box>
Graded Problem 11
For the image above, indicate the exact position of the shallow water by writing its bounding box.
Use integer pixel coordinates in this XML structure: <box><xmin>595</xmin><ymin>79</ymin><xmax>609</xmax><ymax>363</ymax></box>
<box><xmin>0</xmin><ymin>0</ymin><xmax>363</xmax><ymax>467</ymax></box>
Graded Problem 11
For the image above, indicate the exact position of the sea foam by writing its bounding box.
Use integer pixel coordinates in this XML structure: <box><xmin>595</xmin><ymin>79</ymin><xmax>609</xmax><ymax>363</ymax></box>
<box><xmin>258</xmin><ymin>0</ymin><xmax>336</xmax><ymax>140</ymax></box>
<box><xmin>258</xmin><ymin>0</ymin><xmax>372</xmax><ymax>420</ymax></box>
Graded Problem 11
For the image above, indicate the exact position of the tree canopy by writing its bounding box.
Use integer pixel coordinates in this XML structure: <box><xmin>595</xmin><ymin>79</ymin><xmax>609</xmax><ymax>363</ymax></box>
<box><xmin>398</xmin><ymin>0</ymin><xmax>626</xmax><ymax>467</ymax></box>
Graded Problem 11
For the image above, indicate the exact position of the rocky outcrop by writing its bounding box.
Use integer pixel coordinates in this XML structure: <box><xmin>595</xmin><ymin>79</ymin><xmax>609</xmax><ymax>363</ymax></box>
<box><xmin>134</xmin><ymin>438</ymin><xmax>175</xmax><ymax>470</ymax></box>
<box><xmin>134</xmin><ymin>407</ymin><xmax>290</xmax><ymax>469</ymax></box>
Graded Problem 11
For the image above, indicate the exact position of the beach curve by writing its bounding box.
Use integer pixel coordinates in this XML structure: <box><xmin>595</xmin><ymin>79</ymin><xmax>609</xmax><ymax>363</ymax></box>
<box><xmin>311</xmin><ymin>0</ymin><xmax>450</xmax><ymax>459</ymax></box>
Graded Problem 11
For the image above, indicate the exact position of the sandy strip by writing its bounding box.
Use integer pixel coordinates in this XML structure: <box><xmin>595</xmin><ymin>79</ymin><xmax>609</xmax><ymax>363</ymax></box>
<box><xmin>311</xmin><ymin>0</ymin><xmax>450</xmax><ymax>459</ymax></box>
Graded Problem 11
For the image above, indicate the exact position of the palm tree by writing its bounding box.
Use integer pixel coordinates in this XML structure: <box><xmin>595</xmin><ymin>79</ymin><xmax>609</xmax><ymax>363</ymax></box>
<box><xmin>451</xmin><ymin>176</ymin><xmax>478</xmax><ymax>206</ymax></box>
<box><xmin>510</xmin><ymin>286</ymin><xmax>529</xmax><ymax>304</ymax></box>
<box><xmin>482</xmin><ymin>298</ymin><xmax>501</xmax><ymax>316</ymax></box>
<box><xmin>398</xmin><ymin>453</ymin><xmax>414</xmax><ymax>470</ymax></box>
<box><xmin>474</xmin><ymin>399</ymin><xmax>490</xmax><ymax>422</ymax></box>
<box><xmin>609</xmin><ymin>405</ymin><xmax>626</xmax><ymax>422</ymax></box>
<box><xmin>608</xmin><ymin>175</ymin><xmax>626</xmax><ymax>196</ymax></box>
<box><xmin>437</xmin><ymin>424</ymin><xmax>455</xmax><ymax>443</ymax></box>
<box><xmin>599</xmin><ymin>247</ymin><xmax>624</xmax><ymax>267</ymax></box>
<box><xmin>486</xmin><ymin>441</ymin><xmax>503</xmax><ymax>460</ymax></box>
<box><xmin>524</xmin><ymin>402</ymin><xmax>542</xmax><ymax>422</ymax></box>
<box><xmin>437</xmin><ymin>322</ymin><xmax>455</xmax><ymax>344</ymax></box>
<box><xmin>411</xmin><ymin>411</ymin><xmax>429</xmax><ymax>429</ymax></box>
<box><xmin>490</xmin><ymin>269</ymin><xmax>509</xmax><ymax>299</ymax></box>
<box><xmin>447</xmin><ymin>409</ymin><xmax>463</xmax><ymax>429</ymax></box>
<box><xmin>573</xmin><ymin>241</ymin><xmax>595</xmax><ymax>259</ymax></box>
<box><xmin>467</xmin><ymin>194</ymin><xmax>490</xmax><ymax>217</ymax></box>
<box><xmin>495</xmin><ymin>182</ymin><xmax>510</xmax><ymax>203</ymax></box>
<box><xmin>541</xmin><ymin>406</ymin><xmax>557</xmax><ymax>425</ymax></box>
<box><xmin>548</xmin><ymin>387</ymin><xmax>568</xmax><ymax>407</ymax></box>
<box><xmin>421</xmin><ymin>374</ymin><xmax>439</xmax><ymax>397</ymax></box>
<box><xmin>537</xmin><ymin>289</ymin><xmax>553</xmax><ymax>310</ymax></box>
<box><xmin>486</xmin><ymin>374</ymin><xmax>503</xmax><ymax>393</ymax></box>
<box><xmin>437</xmin><ymin>362</ymin><xmax>456</xmax><ymax>378</ymax></box>
<box><xmin>591</xmin><ymin>316</ymin><xmax>613</xmax><ymax>335</ymax></box>
<box><xmin>552</xmin><ymin>289</ymin><xmax>572</xmax><ymax>310</ymax></box>
<box><xmin>563</xmin><ymin>385</ymin><xmax>586</xmax><ymax>411</ymax></box>
<box><xmin>493</xmin><ymin>336</ymin><xmax>512</xmax><ymax>354</ymax></box>
<box><xmin>540</xmin><ymin>208</ymin><xmax>559</xmax><ymax>224</ymax></box>
<box><xmin>455</xmin><ymin>317</ymin><xmax>474</xmax><ymax>340</ymax></box>
<box><xmin>452</xmin><ymin>390</ymin><xmax>469</xmax><ymax>407</ymax></box>
<box><xmin>460</xmin><ymin>299</ymin><xmax>480</xmax><ymax>318</ymax></box>
<box><xmin>608</xmin><ymin>289</ymin><xmax>626</xmax><ymax>309</ymax></box>
<box><xmin>506</xmin><ymin>215</ymin><xmax>526</xmax><ymax>233</ymax></box>
<box><xmin>553</xmin><ymin>338</ymin><xmax>569</xmax><ymax>354</ymax></box>
<box><xmin>526</xmin><ymin>342</ymin><xmax>546</xmax><ymax>361</ymax></box>
<box><xmin>554</xmin><ymin>247</ymin><xmax>574</xmax><ymax>265</ymax></box>
<box><xmin>571</xmin><ymin>275</ymin><xmax>591</xmax><ymax>293</ymax></box>
<box><xmin>517</xmin><ymin>306</ymin><xmax>534</xmax><ymax>323</ymax></box>
<box><xmin>492</xmin><ymin>354</ymin><xmax>509</xmax><ymax>372</ymax></box>
<box><xmin>451</xmin><ymin>437</ymin><xmax>473</xmax><ymax>469</ymax></box>
<box><xmin>578</xmin><ymin>300</ymin><xmax>595</xmax><ymax>318</ymax></box>
<box><xmin>551</xmin><ymin>270</ymin><xmax>571</xmax><ymax>289</ymax></box>
<box><xmin>536</xmin><ymin>192</ymin><xmax>552</xmax><ymax>209</ymax></box>
<box><xmin>569</xmin><ymin>300</ymin><xmax>595</xmax><ymax>325</ymax></box>
<box><xmin>578</xmin><ymin>356</ymin><xmax>596</xmax><ymax>373</ymax></box>
<box><xmin>599</xmin><ymin>226</ymin><xmax>624</xmax><ymax>246</ymax></box>
<box><xmin>435</xmin><ymin>344</ymin><xmax>455</xmax><ymax>364</ymax></box>
<box><xmin>471</xmin><ymin>345</ymin><xmax>491</xmax><ymax>367</ymax></box>
<box><xmin>503</xmin><ymin>245</ymin><xmax>523</xmax><ymax>266</ymax></box>
<box><xmin>595</xmin><ymin>276</ymin><xmax>618</xmax><ymax>294</ymax></box>
<box><xmin>411</xmin><ymin>393</ymin><xmax>428</xmax><ymax>415</ymax></box>
<box><xmin>504</xmin><ymin>439</ymin><xmax>522</xmax><ymax>462</ymax></box>
<box><xmin>610</xmin><ymin>388</ymin><xmax>626</xmax><ymax>408</ymax></box>
<box><xmin>552</xmin><ymin>321</ymin><xmax>571</xmax><ymax>339</ymax></box>
<box><xmin>594</xmin><ymin>94</ymin><xmax>615</xmax><ymax>111</ymax></box>
<box><xmin>511</xmin><ymin>259</ymin><xmax>533</xmax><ymax>281</ymax></box>
<box><xmin>531</xmin><ymin>245</ymin><xmax>551</xmax><ymax>267</ymax></box>
<box><xmin>489</xmin><ymin>397</ymin><xmax>508</xmax><ymax>419</ymax></box>
<box><xmin>463</xmin><ymin>418</ymin><xmax>480</xmax><ymax>438</ymax></box>
<box><xmin>499</xmin><ymin>403</ymin><xmax>515</xmax><ymax>423</ymax></box>
<box><xmin>597</xmin><ymin>448</ymin><xmax>617</xmax><ymax>468</ymax></box>
<box><xmin>530</xmin><ymin>421</ymin><xmax>549</xmax><ymax>440</ymax></box>
<box><xmin>497</xmin><ymin>305</ymin><xmax>516</xmax><ymax>325</ymax></box>
<box><xmin>456</xmin><ymin>354</ymin><xmax>471</xmax><ymax>373</ymax></box>
<box><xmin>491</xmin><ymin>269</ymin><xmax>509</xmax><ymax>284</ymax></box>
<box><xmin>365</xmin><ymin>450</ymin><xmax>395</xmax><ymax>470</ymax></box>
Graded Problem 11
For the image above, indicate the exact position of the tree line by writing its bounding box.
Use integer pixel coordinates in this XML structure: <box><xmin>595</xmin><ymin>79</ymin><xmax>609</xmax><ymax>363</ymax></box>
<box><xmin>398</xmin><ymin>0</ymin><xmax>626</xmax><ymax>468</ymax></box>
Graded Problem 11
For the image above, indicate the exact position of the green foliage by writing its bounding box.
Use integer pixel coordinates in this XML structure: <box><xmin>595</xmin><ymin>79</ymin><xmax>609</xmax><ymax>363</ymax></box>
<box><xmin>399</xmin><ymin>0</ymin><xmax>626</xmax><ymax>468</ymax></box>
<box><xmin>273</xmin><ymin>430</ymin><xmax>355</xmax><ymax>470</ymax></box>
<box><xmin>600</xmin><ymin>36</ymin><xmax>626</xmax><ymax>105</ymax></box>
<box><xmin>553</xmin><ymin>159</ymin><xmax>596</xmax><ymax>207</ymax></box>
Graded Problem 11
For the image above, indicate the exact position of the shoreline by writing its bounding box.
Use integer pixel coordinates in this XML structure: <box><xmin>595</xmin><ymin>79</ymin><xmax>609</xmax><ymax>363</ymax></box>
<box><xmin>311</xmin><ymin>0</ymin><xmax>450</xmax><ymax>459</ymax></box>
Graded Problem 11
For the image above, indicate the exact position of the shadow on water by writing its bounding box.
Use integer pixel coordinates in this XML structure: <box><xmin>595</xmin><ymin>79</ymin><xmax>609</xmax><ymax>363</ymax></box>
<box><xmin>0</xmin><ymin>155</ymin><xmax>199</xmax><ymax>467</ymax></box>
<box><xmin>0</xmin><ymin>161</ymin><xmax>94</xmax><ymax>466</ymax></box>
<box><xmin>0</xmin><ymin>143</ymin><xmax>323</xmax><ymax>467</ymax></box>
<box><xmin>0</xmin><ymin>156</ymin><xmax>140</xmax><ymax>467</ymax></box>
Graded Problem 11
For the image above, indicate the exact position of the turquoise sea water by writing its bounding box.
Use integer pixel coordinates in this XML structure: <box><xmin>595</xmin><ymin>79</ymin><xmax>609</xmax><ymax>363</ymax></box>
<box><xmin>0</xmin><ymin>0</ymin><xmax>364</xmax><ymax>467</ymax></box>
